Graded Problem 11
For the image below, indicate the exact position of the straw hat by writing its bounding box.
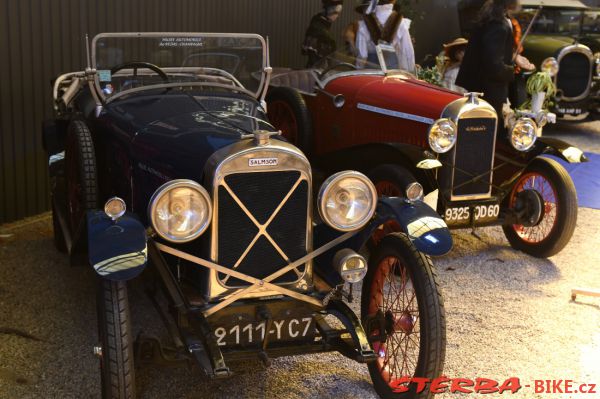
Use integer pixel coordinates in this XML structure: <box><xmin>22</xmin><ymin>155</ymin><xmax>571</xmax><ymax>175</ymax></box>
<box><xmin>443</xmin><ymin>37</ymin><xmax>469</xmax><ymax>49</ymax></box>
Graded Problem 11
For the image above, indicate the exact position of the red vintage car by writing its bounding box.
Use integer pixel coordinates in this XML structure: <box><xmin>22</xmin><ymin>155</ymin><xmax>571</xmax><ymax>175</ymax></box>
<box><xmin>266</xmin><ymin>50</ymin><xmax>586</xmax><ymax>258</ymax></box>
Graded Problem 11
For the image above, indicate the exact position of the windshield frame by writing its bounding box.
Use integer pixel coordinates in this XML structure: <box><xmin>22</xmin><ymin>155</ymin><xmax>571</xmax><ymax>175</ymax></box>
<box><xmin>91</xmin><ymin>32</ymin><xmax>268</xmax><ymax>103</ymax></box>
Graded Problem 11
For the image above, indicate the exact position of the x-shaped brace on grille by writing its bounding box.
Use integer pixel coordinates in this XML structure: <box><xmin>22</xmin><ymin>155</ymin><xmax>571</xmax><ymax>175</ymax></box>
<box><xmin>219</xmin><ymin>176</ymin><xmax>305</xmax><ymax>284</ymax></box>
<box><xmin>155</xmin><ymin>230</ymin><xmax>356</xmax><ymax>317</ymax></box>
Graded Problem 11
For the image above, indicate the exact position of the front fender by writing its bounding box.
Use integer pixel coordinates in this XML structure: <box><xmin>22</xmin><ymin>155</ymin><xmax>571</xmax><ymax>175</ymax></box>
<box><xmin>368</xmin><ymin>197</ymin><xmax>453</xmax><ymax>256</ymax></box>
<box><xmin>534</xmin><ymin>137</ymin><xmax>588</xmax><ymax>164</ymax></box>
<box><xmin>87</xmin><ymin>211</ymin><xmax>147</xmax><ymax>281</ymax></box>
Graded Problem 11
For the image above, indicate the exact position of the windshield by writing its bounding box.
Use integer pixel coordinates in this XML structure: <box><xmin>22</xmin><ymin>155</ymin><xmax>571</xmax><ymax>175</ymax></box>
<box><xmin>583</xmin><ymin>10</ymin><xmax>600</xmax><ymax>34</ymax></box>
<box><xmin>517</xmin><ymin>8</ymin><xmax>583</xmax><ymax>35</ymax></box>
<box><xmin>91</xmin><ymin>33</ymin><xmax>267</xmax><ymax>101</ymax></box>
<box><xmin>314</xmin><ymin>47</ymin><xmax>406</xmax><ymax>82</ymax></box>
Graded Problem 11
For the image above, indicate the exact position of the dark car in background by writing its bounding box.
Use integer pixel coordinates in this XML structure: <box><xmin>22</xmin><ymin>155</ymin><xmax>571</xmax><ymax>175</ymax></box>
<box><xmin>459</xmin><ymin>0</ymin><xmax>600</xmax><ymax>121</ymax></box>
<box><xmin>43</xmin><ymin>32</ymin><xmax>453</xmax><ymax>399</ymax></box>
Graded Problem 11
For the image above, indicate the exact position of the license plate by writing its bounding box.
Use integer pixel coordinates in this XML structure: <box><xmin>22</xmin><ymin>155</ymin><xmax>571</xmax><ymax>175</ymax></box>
<box><xmin>214</xmin><ymin>317</ymin><xmax>315</xmax><ymax>347</ymax></box>
<box><xmin>557</xmin><ymin>107</ymin><xmax>583</xmax><ymax>115</ymax></box>
<box><xmin>443</xmin><ymin>204</ymin><xmax>500</xmax><ymax>224</ymax></box>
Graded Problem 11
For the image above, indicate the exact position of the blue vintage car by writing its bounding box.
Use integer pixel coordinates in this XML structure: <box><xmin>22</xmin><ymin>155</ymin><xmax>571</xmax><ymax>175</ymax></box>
<box><xmin>44</xmin><ymin>32</ymin><xmax>452</xmax><ymax>399</ymax></box>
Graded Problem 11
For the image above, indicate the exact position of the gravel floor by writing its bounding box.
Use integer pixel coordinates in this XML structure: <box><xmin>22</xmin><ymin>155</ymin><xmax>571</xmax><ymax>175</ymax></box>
<box><xmin>0</xmin><ymin>124</ymin><xmax>599</xmax><ymax>399</ymax></box>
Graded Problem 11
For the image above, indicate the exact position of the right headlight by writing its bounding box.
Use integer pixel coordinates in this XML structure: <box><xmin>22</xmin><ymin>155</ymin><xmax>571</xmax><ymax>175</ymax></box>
<box><xmin>541</xmin><ymin>57</ymin><xmax>559</xmax><ymax>77</ymax></box>
<box><xmin>510</xmin><ymin>118</ymin><xmax>538</xmax><ymax>152</ymax></box>
<box><xmin>318</xmin><ymin>171</ymin><xmax>377</xmax><ymax>232</ymax></box>
<box><xmin>148</xmin><ymin>179</ymin><xmax>212</xmax><ymax>243</ymax></box>
<box><xmin>427</xmin><ymin>118</ymin><xmax>457</xmax><ymax>154</ymax></box>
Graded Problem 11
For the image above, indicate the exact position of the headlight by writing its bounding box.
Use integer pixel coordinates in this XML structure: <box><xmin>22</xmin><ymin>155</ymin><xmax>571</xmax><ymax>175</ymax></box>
<box><xmin>104</xmin><ymin>197</ymin><xmax>126</xmax><ymax>221</ymax></box>
<box><xmin>541</xmin><ymin>57</ymin><xmax>559</xmax><ymax>77</ymax></box>
<box><xmin>594</xmin><ymin>53</ymin><xmax>600</xmax><ymax>76</ymax></box>
<box><xmin>318</xmin><ymin>171</ymin><xmax>377</xmax><ymax>232</ymax></box>
<box><xmin>148</xmin><ymin>179</ymin><xmax>212</xmax><ymax>243</ymax></box>
<box><xmin>427</xmin><ymin>118</ymin><xmax>457</xmax><ymax>154</ymax></box>
<box><xmin>509</xmin><ymin>118</ymin><xmax>538</xmax><ymax>151</ymax></box>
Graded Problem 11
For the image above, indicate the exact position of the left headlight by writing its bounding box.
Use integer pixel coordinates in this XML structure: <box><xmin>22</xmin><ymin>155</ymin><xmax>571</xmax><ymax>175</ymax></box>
<box><xmin>149</xmin><ymin>179</ymin><xmax>212</xmax><ymax>243</ymax></box>
<box><xmin>509</xmin><ymin>118</ymin><xmax>538</xmax><ymax>152</ymax></box>
<box><xmin>428</xmin><ymin>118</ymin><xmax>457</xmax><ymax>154</ymax></box>
<box><xmin>318</xmin><ymin>171</ymin><xmax>377</xmax><ymax>232</ymax></box>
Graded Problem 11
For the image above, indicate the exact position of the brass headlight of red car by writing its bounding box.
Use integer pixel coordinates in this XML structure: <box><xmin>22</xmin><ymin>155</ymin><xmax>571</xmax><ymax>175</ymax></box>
<box><xmin>428</xmin><ymin>118</ymin><xmax>457</xmax><ymax>154</ymax></box>
<box><xmin>510</xmin><ymin>118</ymin><xmax>538</xmax><ymax>152</ymax></box>
<box><xmin>149</xmin><ymin>179</ymin><xmax>212</xmax><ymax>243</ymax></box>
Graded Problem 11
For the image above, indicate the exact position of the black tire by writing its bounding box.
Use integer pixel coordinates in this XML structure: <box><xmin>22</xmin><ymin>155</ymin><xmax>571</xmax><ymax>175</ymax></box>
<box><xmin>97</xmin><ymin>279</ymin><xmax>136</xmax><ymax>399</ymax></box>
<box><xmin>502</xmin><ymin>157</ymin><xmax>577</xmax><ymax>258</ymax></box>
<box><xmin>361</xmin><ymin>233</ymin><xmax>446</xmax><ymax>399</ymax></box>
<box><xmin>65</xmin><ymin>120</ymin><xmax>98</xmax><ymax>235</ymax></box>
<box><xmin>266</xmin><ymin>86</ymin><xmax>313</xmax><ymax>154</ymax></box>
<box><xmin>51</xmin><ymin>198</ymin><xmax>67</xmax><ymax>253</ymax></box>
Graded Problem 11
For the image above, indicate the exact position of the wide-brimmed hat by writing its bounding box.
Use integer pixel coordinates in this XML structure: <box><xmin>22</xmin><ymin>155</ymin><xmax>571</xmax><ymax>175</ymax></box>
<box><xmin>443</xmin><ymin>37</ymin><xmax>468</xmax><ymax>49</ymax></box>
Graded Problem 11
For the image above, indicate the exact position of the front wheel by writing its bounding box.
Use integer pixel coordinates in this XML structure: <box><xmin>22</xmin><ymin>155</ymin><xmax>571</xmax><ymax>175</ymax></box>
<box><xmin>362</xmin><ymin>233</ymin><xmax>446</xmax><ymax>399</ymax></box>
<box><xmin>97</xmin><ymin>279</ymin><xmax>136</xmax><ymax>399</ymax></box>
<box><xmin>502</xmin><ymin>157</ymin><xmax>577</xmax><ymax>258</ymax></box>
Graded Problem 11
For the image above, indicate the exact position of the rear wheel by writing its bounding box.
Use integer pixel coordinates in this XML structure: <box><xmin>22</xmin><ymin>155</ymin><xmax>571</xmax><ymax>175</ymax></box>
<box><xmin>362</xmin><ymin>233</ymin><xmax>446</xmax><ymax>399</ymax></box>
<box><xmin>97</xmin><ymin>279</ymin><xmax>136</xmax><ymax>399</ymax></box>
<box><xmin>266</xmin><ymin>87</ymin><xmax>313</xmax><ymax>154</ymax></box>
<box><xmin>502</xmin><ymin>157</ymin><xmax>577</xmax><ymax>258</ymax></box>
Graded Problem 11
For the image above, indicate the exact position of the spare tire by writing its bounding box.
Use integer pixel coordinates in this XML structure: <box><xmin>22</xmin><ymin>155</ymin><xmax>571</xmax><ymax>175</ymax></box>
<box><xmin>266</xmin><ymin>87</ymin><xmax>313</xmax><ymax>155</ymax></box>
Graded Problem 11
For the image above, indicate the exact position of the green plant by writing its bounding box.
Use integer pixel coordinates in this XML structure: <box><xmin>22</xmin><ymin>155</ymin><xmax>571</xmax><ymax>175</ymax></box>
<box><xmin>526</xmin><ymin>72</ymin><xmax>556</xmax><ymax>97</ymax></box>
<box><xmin>416</xmin><ymin>65</ymin><xmax>442</xmax><ymax>86</ymax></box>
<box><xmin>520</xmin><ymin>72</ymin><xmax>557</xmax><ymax>110</ymax></box>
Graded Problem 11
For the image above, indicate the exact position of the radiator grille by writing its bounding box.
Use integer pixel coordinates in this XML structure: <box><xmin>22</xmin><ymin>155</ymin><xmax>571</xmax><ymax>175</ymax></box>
<box><xmin>451</xmin><ymin>118</ymin><xmax>497</xmax><ymax>198</ymax></box>
<box><xmin>558</xmin><ymin>52</ymin><xmax>591</xmax><ymax>99</ymax></box>
<box><xmin>216</xmin><ymin>171</ymin><xmax>308</xmax><ymax>287</ymax></box>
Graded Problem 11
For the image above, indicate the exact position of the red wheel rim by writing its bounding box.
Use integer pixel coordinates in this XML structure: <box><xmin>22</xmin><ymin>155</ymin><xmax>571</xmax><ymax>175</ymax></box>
<box><xmin>372</xmin><ymin>181</ymin><xmax>403</xmax><ymax>244</ymax></box>
<box><xmin>510</xmin><ymin>171</ymin><xmax>558</xmax><ymax>243</ymax></box>
<box><xmin>369</xmin><ymin>256</ymin><xmax>420</xmax><ymax>386</ymax></box>
<box><xmin>267</xmin><ymin>100</ymin><xmax>298</xmax><ymax>145</ymax></box>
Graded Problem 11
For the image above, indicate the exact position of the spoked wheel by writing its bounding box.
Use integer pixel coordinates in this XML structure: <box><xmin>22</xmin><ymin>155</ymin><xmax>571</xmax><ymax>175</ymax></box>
<box><xmin>503</xmin><ymin>157</ymin><xmax>577</xmax><ymax>258</ymax></box>
<box><xmin>362</xmin><ymin>233</ymin><xmax>445</xmax><ymax>399</ymax></box>
<box><xmin>97</xmin><ymin>278</ymin><xmax>136</xmax><ymax>399</ymax></box>
<box><xmin>268</xmin><ymin>100</ymin><xmax>299</xmax><ymax>144</ymax></box>
<box><xmin>266</xmin><ymin>86</ymin><xmax>313</xmax><ymax>154</ymax></box>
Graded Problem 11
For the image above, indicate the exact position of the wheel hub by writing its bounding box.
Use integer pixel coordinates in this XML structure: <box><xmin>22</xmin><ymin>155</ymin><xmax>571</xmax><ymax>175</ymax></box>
<box><xmin>384</xmin><ymin>310</ymin><xmax>415</xmax><ymax>334</ymax></box>
<box><xmin>515</xmin><ymin>189</ymin><xmax>544</xmax><ymax>227</ymax></box>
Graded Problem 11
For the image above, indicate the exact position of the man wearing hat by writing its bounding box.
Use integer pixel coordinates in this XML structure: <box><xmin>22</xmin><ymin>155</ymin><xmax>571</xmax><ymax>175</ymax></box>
<box><xmin>302</xmin><ymin>0</ymin><xmax>344</xmax><ymax>68</ymax></box>
<box><xmin>355</xmin><ymin>0</ymin><xmax>415</xmax><ymax>71</ymax></box>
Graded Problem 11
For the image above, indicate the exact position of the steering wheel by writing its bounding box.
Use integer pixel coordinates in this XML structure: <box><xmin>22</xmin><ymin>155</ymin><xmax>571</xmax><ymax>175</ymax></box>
<box><xmin>110</xmin><ymin>62</ymin><xmax>169</xmax><ymax>82</ymax></box>
<box><xmin>319</xmin><ymin>62</ymin><xmax>357</xmax><ymax>79</ymax></box>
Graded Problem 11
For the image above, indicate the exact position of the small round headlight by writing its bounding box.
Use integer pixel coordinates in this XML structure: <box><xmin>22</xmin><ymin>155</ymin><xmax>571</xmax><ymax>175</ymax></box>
<box><xmin>105</xmin><ymin>197</ymin><xmax>126</xmax><ymax>220</ymax></box>
<box><xmin>510</xmin><ymin>118</ymin><xmax>538</xmax><ymax>151</ymax></box>
<box><xmin>149</xmin><ymin>179</ymin><xmax>212</xmax><ymax>243</ymax></box>
<box><xmin>406</xmin><ymin>182</ymin><xmax>424</xmax><ymax>201</ymax></box>
<box><xmin>318</xmin><ymin>171</ymin><xmax>377</xmax><ymax>232</ymax></box>
<box><xmin>428</xmin><ymin>118</ymin><xmax>457</xmax><ymax>154</ymax></box>
<box><xmin>541</xmin><ymin>57</ymin><xmax>559</xmax><ymax>77</ymax></box>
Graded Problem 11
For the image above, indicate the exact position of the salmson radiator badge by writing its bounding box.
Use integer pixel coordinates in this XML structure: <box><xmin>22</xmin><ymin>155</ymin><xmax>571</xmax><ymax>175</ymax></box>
<box><xmin>249</xmin><ymin>157</ymin><xmax>279</xmax><ymax>167</ymax></box>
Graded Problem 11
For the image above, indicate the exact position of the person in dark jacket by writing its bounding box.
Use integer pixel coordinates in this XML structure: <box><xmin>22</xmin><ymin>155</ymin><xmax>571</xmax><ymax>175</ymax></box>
<box><xmin>456</xmin><ymin>0</ymin><xmax>533</xmax><ymax>115</ymax></box>
<box><xmin>302</xmin><ymin>0</ymin><xmax>344</xmax><ymax>68</ymax></box>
